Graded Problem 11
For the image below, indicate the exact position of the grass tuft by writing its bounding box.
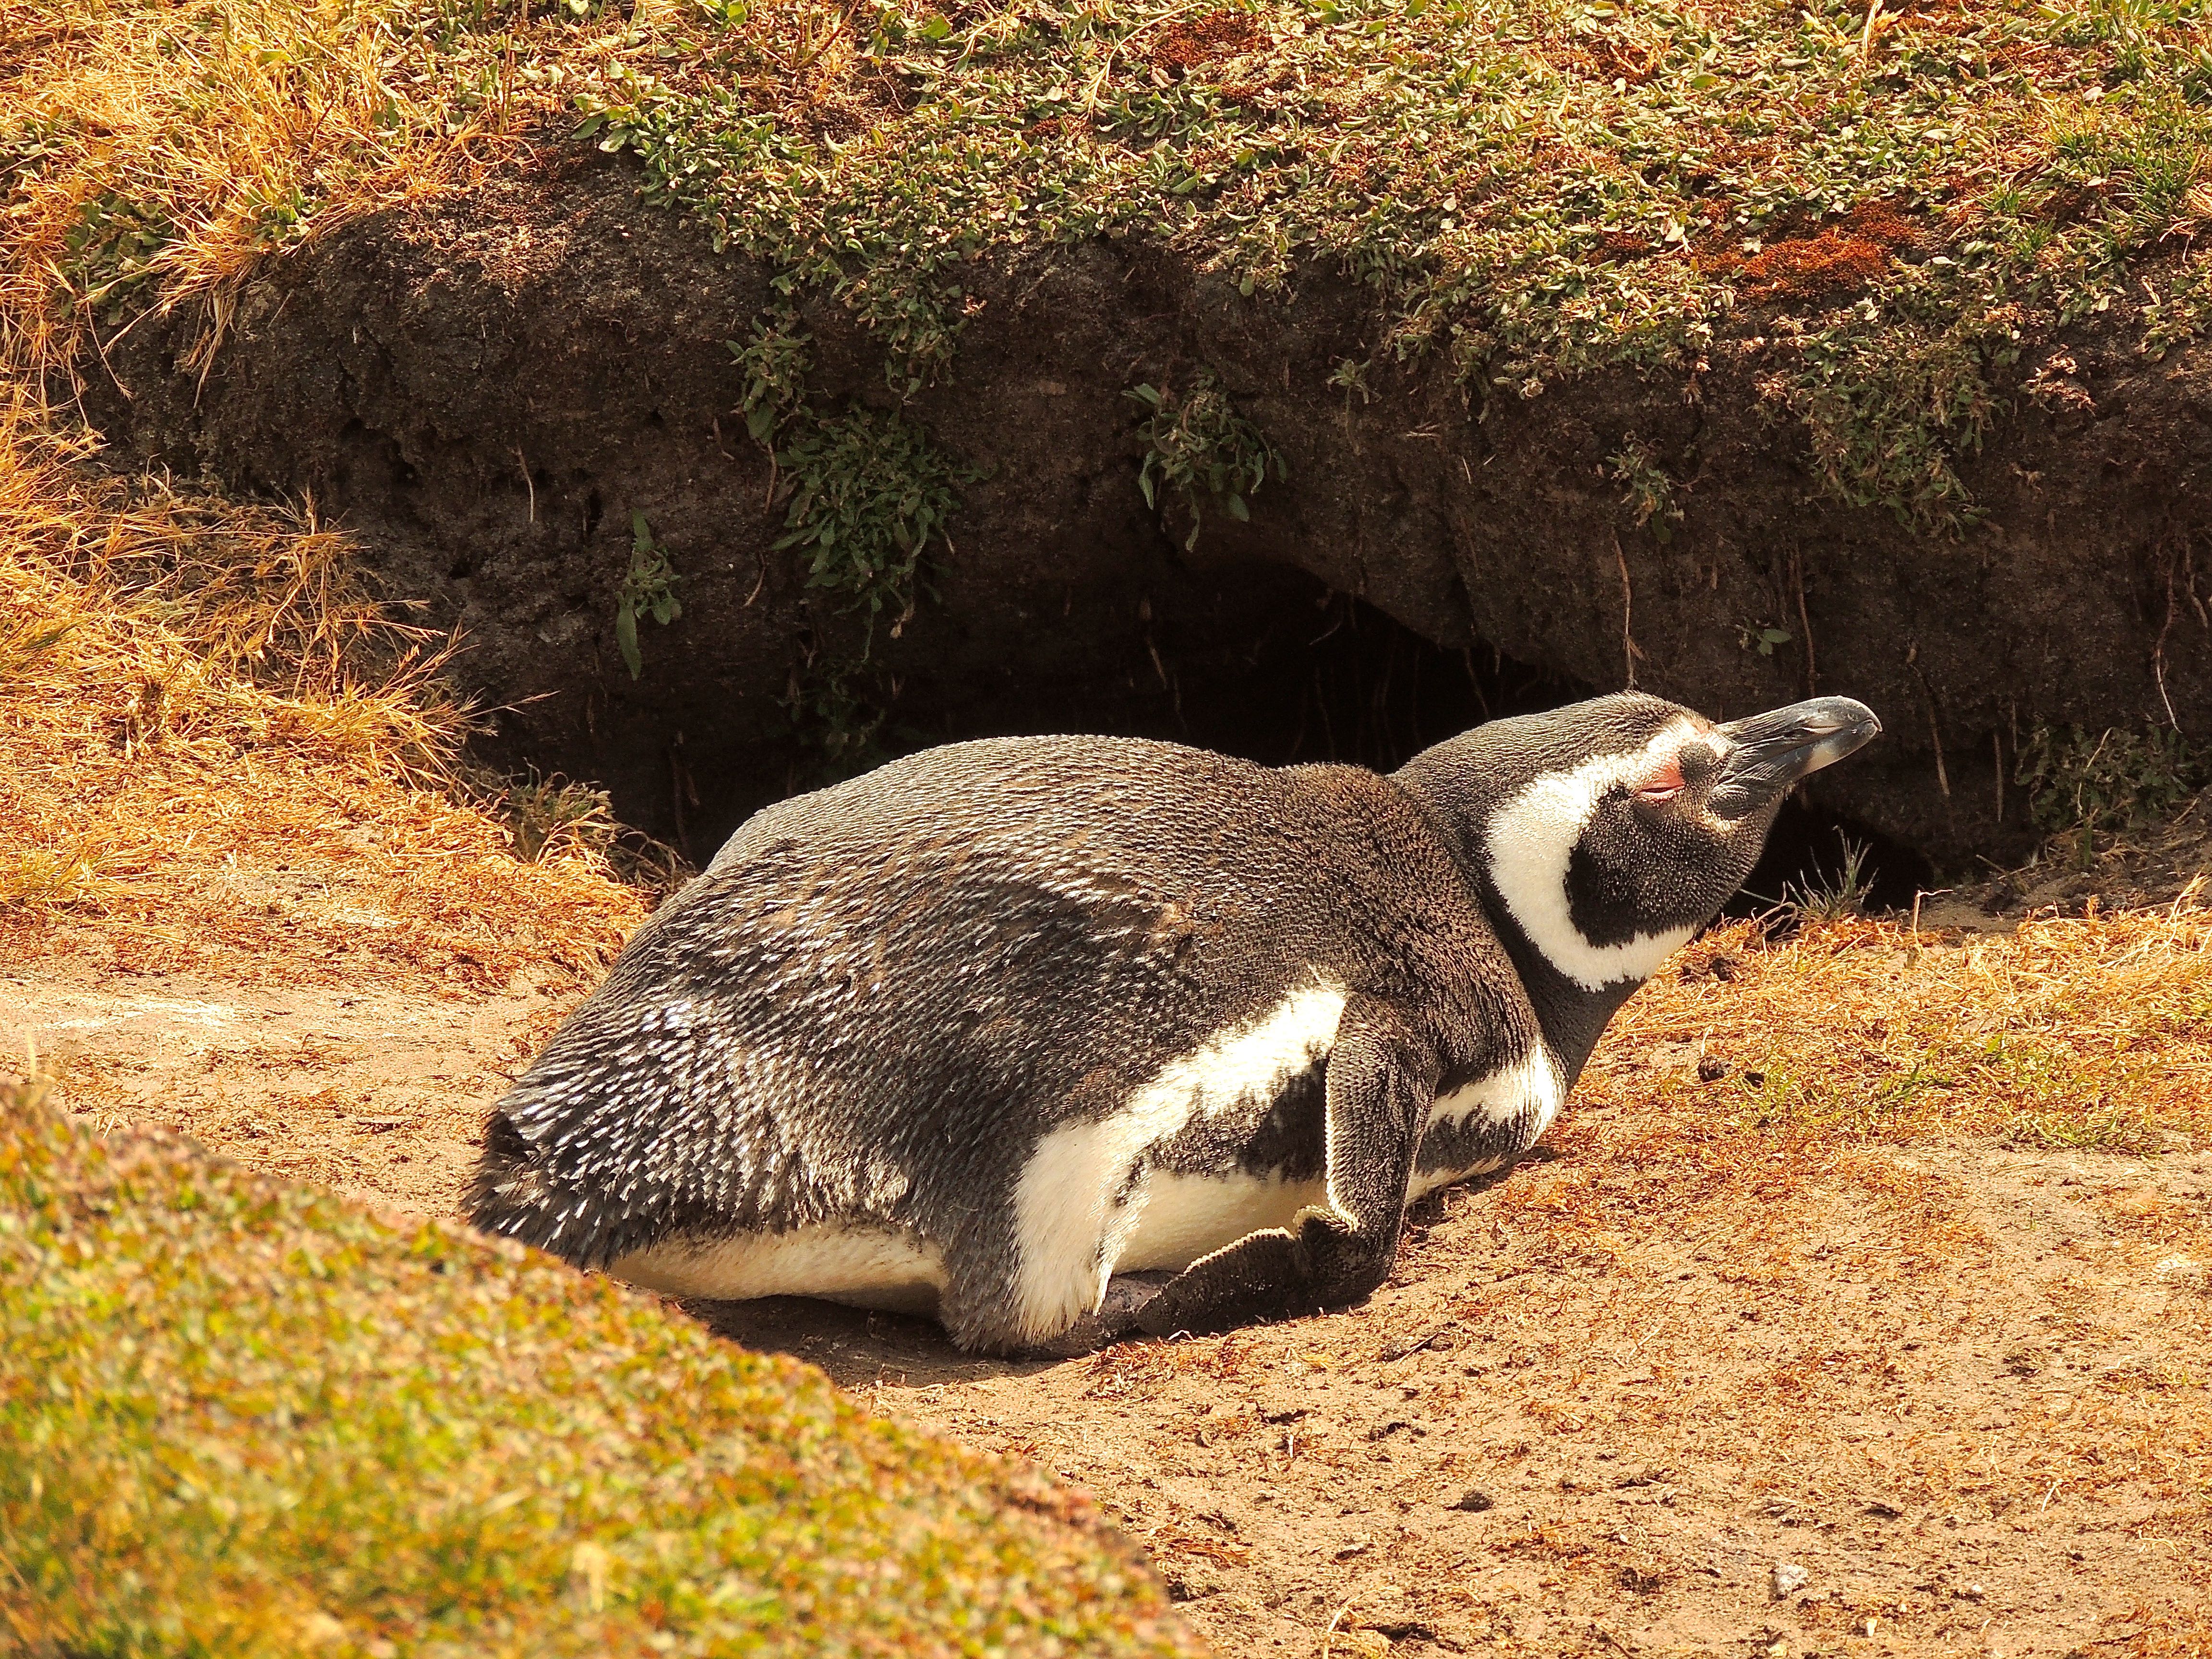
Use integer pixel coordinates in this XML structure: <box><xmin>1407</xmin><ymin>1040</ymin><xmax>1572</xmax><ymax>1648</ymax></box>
<box><xmin>0</xmin><ymin>397</ymin><xmax>649</xmax><ymax>986</ymax></box>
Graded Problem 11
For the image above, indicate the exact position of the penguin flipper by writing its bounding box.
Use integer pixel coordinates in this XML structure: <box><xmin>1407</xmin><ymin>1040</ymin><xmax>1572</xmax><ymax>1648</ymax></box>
<box><xmin>1133</xmin><ymin>1007</ymin><xmax>1437</xmax><ymax>1338</ymax></box>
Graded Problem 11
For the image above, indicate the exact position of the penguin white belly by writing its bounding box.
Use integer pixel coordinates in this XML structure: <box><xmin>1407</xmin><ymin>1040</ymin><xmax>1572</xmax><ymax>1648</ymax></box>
<box><xmin>1407</xmin><ymin>1047</ymin><xmax>1565</xmax><ymax>1200</ymax></box>
<box><xmin>1116</xmin><ymin>1170</ymin><xmax>1330</xmax><ymax>1271</ymax></box>
<box><xmin>1008</xmin><ymin>980</ymin><xmax>1348</xmax><ymax>1347</ymax></box>
<box><xmin>610</xmin><ymin>1224</ymin><xmax>949</xmax><ymax>1315</ymax></box>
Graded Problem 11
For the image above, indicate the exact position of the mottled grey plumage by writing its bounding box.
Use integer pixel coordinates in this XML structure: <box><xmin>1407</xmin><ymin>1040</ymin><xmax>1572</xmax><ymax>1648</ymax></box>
<box><xmin>470</xmin><ymin>692</ymin><xmax>1879</xmax><ymax>1354</ymax></box>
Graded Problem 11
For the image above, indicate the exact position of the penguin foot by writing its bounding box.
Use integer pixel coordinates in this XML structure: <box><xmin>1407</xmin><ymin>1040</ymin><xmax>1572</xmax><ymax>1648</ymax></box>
<box><xmin>1027</xmin><ymin>1272</ymin><xmax>1177</xmax><ymax>1359</ymax></box>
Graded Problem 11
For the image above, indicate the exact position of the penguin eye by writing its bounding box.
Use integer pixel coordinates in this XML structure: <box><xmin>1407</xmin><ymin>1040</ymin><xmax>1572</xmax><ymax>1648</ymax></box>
<box><xmin>1633</xmin><ymin>757</ymin><xmax>1685</xmax><ymax>805</ymax></box>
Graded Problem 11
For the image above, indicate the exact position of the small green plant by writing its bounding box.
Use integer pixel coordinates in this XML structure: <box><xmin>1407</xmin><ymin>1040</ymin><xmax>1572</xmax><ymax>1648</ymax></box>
<box><xmin>774</xmin><ymin>406</ymin><xmax>965</xmax><ymax>637</ymax></box>
<box><xmin>1781</xmin><ymin>301</ymin><xmax>2003</xmax><ymax>535</ymax></box>
<box><xmin>728</xmin><ymin>307</ymin><xmax>813</xmax><ymax>443</ymax></box>
<box><xmin>614</xmin><ymin>511</ymin><xmax>682</xmax><ymax>680</ymax></box>
<box><xmin>497</xmin><ymin>771</ymin><xmax>617</xmax><ymax>863</ymax></box>
<box><xmin>59</xmin><ymin>192</ymin><xmax>172</xmax><ymax>324</ymax></box>
<box><xmin>1607</xmin><ymin>436</ymin><xmax>1683</xmax><ymax>543</ymax></box>
<box><xmin>1130</xmin><ymin>374</ymin><xmax>1284</xmax><ymax>552</ymax></box>
<box><xmin>2016</xmin><ymin>723</ymin><xmax>2207</xmax><ymax>854</ymax></box>
<box><xmin>2048</xmin><ymin>0</ymin><xmax>2211</xmax><ymax>84</ymax></box>
<box><xmin>780</xmin><ymin>658</ymin><xmax>905</xmax><ymax>783</ymax></box>
<box><xmin>1782</xmin><ymin>830</ymin><xmax>1874</xmax><ymax>924</ymax></box>
<box><xmin>1736</xmin><ymin>623</ymin><xmax>1793</xmax><ymax>657</ymax></box>
<box><xmin>241</xmin><ymin>181</ymin><xmax>309</xmax><ymax>251</ymax></box>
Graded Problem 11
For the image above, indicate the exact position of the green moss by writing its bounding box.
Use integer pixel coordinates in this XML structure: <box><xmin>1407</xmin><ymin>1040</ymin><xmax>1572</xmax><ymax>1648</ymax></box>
<box><xmin>0</xmin><ymin>1086</ymin><xmax>1197</xmax><ymax>1658</ymax></box>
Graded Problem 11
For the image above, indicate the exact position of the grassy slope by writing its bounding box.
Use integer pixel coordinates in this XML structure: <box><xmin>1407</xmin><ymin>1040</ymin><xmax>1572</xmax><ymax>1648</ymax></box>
<box><xmin>1586</xmin><ymin>904</ymin><xmax>2212</xmax><ymax>1155</ymax></box>
<box><xmin>0</xmin><ymin>1076</ymin><xmax>1200</xmax><ymax>1657</ymax></box>
<box><xmin>7</xmin><ymin>0</ymin><xmax>2212</xmax><ymax>533</ymax></box>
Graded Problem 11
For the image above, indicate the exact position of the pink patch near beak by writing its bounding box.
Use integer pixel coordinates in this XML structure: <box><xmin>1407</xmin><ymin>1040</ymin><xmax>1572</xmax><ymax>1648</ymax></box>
<box><xmin>1635</xmin><ymin>755</ymin><xmax>1685</xmax><ymax>801</ymax></box>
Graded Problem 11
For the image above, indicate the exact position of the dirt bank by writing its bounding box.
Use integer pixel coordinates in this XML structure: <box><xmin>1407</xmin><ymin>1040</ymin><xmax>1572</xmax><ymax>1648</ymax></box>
<box><xmin>92</xmin><ymin>148</ymin><xmax>2212</xmax><ymax>869</ymax></box>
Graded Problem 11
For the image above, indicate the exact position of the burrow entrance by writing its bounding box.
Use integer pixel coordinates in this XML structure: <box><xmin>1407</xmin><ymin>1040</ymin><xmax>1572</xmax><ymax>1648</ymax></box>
<box><xmin>569</xmin><ymin>568</ymin><xmax>1931</xmax><ymax>913</ymax></box>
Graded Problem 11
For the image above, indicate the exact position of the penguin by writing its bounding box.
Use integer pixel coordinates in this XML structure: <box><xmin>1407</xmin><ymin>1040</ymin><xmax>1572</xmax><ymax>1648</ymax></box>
<box><xmin>469</xmin><ymin>691</ymin><xmax>1880</xmax><ymax>1356</ymax></box>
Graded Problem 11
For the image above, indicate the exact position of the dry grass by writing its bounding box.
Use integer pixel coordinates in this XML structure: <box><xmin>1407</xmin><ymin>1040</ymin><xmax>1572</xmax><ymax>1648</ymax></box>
<box><xmin>0</xmin><ymin>0</ymin><xmax>627</xmax><ymax>391</ymax></box>
<box><xmin>1584</xmin><ymin>906</ymin><xmax>2212</xmax><ymax>1155</ymax></box>
<box><xmin>0</xmin><ymin>399</ymin><xmax>647</xmax><ymax>990</ymax></box>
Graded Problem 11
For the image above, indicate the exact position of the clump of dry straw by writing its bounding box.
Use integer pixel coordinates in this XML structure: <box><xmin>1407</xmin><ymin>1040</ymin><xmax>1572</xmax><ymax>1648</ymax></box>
<box><xmin>0</xmin><ymin>399</ymin><xmax>646</xmax><ymax>987</ymax></box>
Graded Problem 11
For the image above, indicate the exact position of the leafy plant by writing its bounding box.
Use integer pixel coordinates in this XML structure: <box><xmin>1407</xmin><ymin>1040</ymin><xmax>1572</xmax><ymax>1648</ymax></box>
<box><xmin>614</xmin><ymin>511</ymin><xmax>682</xmax><ymax>680</ymax></box>
<box><xmin>1780</xmin><ymin>297</ymin><xmax>2005</xmax><ymax>535</ymax></box>
<box><xmin>59</xmin><ymin>192</ymin><xmax>172</xmax><ymax>323</ymax></box>
<box><xmin>2017</xmin><ymin>723</ymin><xmax>2207</xmax><ymax>848</ymax></box>
<box><xmin>774</xmin><ymin>406</ymin><xmax>965</xmax><ymax>637</ymax></box>
<box><xmin>1130</xmin><ymin>374</ymin><xmax>1284</xmax><ymax>552</ymax></box>
<box><xmin>1608</xmin><ymin>435</ymin><xmax>1683</xmax><ymax>543</ymax></box>
<box><xmin>242</xmin><ymin>180</ymin><xmax>310</xmax><ymax>251</ymax></box>
<box><xmin>780</xmin><ymin>658</ymin><xmax>906</xmax><ymax>783</ymax></box>
<box><xmin>729</xmin><ymin>306</ymin><xmax>813</xmax><ymax>443</ymax></box>
<box><xmin>1737</xmin><ymin>623</ymin><xmax>1793</xmax><ymax>657</ymax></box>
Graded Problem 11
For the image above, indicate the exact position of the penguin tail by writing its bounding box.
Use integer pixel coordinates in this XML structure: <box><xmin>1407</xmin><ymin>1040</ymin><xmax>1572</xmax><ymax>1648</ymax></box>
<box><xmin>466</xmin><ymin>1109</ymin><xmax>594</xmax><ymax>1266</ymax></box>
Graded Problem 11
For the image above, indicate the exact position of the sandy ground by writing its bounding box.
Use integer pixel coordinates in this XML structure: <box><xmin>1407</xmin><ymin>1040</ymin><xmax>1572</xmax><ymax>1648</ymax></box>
<box><xmin>7</xmin><ymin>962</ymin><xmax>2209</xmax><ymax>1659</ymax></box>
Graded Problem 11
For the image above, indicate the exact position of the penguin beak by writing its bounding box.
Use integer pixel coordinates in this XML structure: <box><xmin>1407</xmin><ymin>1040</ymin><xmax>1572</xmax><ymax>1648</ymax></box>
<box><xmin>1709</xmin><ymin>697</ymin><xmax>1883</xmax><ymax>821</ymax></box>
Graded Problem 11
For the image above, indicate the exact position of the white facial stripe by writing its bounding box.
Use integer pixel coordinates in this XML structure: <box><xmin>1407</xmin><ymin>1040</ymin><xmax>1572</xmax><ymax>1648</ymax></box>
<box><xmin>1008</xmin><ymin>980</ymin><xmax>1348</xmax><ymax>1346</ymax></box>
<box><xmin>1483</xmin><ymin>718</ymin><xmax>1702</xmax><ymax>993</ymax></box>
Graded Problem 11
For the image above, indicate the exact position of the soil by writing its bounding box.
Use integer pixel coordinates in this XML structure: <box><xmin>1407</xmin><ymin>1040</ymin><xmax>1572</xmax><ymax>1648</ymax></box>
<box><xmin>10</xmin><ymin>954</ymin><xmax>2209</xmax><ymax>1658</ymax></box>
<box><xmin>85</xmin><ymin>145</ymin><xmax>2212</xmax><ymax>875</ymax></box>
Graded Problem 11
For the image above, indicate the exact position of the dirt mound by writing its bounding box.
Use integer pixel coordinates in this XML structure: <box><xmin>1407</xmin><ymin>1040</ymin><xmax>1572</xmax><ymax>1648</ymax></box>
<box><xmin>81</xmin><ymin>147</ymin><xmax>2212</xmax><ymax>873</ymax></box>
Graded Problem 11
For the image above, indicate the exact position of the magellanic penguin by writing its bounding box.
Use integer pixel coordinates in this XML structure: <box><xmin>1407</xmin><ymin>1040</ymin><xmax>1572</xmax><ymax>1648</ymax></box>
<box><xmin>469</xmin><ymin>692</ymin><xmax>1880</xmax><ymax>1356</ymax></box>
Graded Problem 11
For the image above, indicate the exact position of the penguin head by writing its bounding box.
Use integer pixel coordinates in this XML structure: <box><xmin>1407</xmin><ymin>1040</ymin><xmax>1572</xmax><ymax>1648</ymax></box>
<box><xmin>1395</xmin><ymin>692</ymin><xmax>1882</xmax><ymax>996</ymax></box>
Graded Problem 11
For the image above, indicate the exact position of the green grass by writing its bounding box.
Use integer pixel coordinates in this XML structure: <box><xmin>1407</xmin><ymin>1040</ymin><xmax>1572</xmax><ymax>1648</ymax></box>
<box><xmin>0</xmin><ymin>1080</ymin><xmax>1198</xmax><ymax>1658</ymax></box>
<box><xmin>1587</xmin><ymin>909</ymin><xmax>2212</xmax><ymax>1160</ymax></box>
